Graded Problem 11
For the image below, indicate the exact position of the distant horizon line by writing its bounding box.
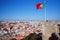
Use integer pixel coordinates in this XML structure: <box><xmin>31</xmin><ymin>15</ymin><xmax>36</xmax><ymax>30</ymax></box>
<box><xmin>0</xmin><ymin>19</ymin><xmax>60</xmax><ymax>21</ymax></box>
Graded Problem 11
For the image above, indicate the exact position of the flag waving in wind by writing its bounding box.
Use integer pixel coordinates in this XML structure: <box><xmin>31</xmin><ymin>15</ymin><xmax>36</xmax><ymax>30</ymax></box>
<box><xmin>36</xmin><ymin>3</ymin><xmax>44</xmax><ymax>9</ymax></box>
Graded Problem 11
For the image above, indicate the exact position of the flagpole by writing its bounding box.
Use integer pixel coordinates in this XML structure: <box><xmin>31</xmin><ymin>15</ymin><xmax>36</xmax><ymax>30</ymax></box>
<box><xmin>45</xmin><ymin>4</ymin><xmax>46</xmax><ymax>21</ymax></box>
<box><xmin>44</xmin><ymin>1</ymin><xmax>46</xmax><ymax>21</ymax></box>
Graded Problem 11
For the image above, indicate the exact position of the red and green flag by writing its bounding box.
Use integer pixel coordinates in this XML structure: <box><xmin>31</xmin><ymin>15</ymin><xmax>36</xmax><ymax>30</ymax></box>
<box><xmin>36</xmin><ymin>3</ymin><xmax>45</xmax><ymax>9</ymax></box>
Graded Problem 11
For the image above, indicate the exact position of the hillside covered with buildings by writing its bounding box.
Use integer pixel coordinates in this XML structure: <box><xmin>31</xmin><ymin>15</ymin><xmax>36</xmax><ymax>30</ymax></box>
<box><xmin>0</xmin><ymin>20</ymin><xmax>60</xmax><ymax>40</ymax></box>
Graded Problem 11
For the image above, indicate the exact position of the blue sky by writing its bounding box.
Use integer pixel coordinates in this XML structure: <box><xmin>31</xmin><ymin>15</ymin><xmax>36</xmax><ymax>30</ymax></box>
<box><xmin>0</xmin><ymin>0</ymin><xmax>60</xmax><ymax>20</ymax></box>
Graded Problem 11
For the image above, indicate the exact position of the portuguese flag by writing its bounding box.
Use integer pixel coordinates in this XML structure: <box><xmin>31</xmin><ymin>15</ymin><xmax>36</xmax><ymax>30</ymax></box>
<box><xmin>36</xmin><ymin>3</ymin><xmax>45</xmax><ymax>9</ymax></box>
